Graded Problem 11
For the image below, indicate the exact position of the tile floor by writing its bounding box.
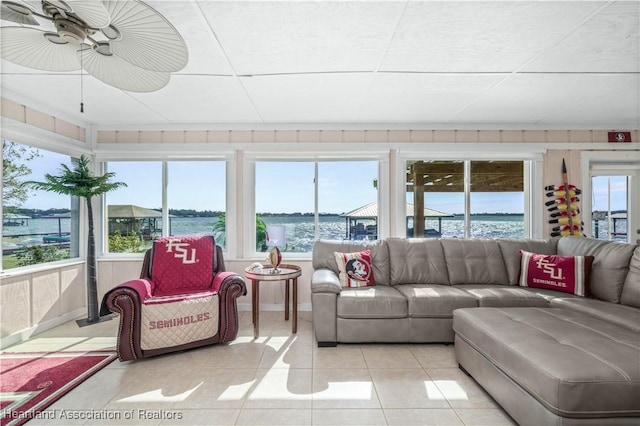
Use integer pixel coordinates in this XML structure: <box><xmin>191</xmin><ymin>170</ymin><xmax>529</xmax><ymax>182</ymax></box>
<box><xmin>6</xmin><ymin>311</ymin><xmax>516</xmax><ymax>425</ymax></box>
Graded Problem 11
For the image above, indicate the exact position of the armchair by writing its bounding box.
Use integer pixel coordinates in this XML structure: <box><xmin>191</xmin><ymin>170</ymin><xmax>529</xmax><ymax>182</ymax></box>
<box><xmin>100</xmin><ymin>235</ymin><xmax>246</xmax><ymax>361</ymax></box>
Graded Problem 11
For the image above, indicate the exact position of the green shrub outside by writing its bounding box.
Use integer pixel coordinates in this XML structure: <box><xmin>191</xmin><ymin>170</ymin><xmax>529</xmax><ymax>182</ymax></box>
<box><xmin>15</xmin><ymin>245</ymin><xmax>68</xmax><ymax>266</ymax></box>
<box><xmin>108</xmin><ymin>231</ymin><xmax>145</xmax><ymax>253</ymax></box>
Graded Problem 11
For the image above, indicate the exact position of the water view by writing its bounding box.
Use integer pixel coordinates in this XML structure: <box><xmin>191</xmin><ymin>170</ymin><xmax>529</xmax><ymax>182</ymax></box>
<box><xmin>2</xmin><ymin>213</ymin><xmax>627</xmax><ymax>254</ymax></box>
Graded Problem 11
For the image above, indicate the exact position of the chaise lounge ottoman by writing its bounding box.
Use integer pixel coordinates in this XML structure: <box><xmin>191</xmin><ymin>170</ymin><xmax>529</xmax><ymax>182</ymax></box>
<box><xmin>453</xmin><ymin>307</ymin><xmax>640</xmax><ymax>425</ymax></box>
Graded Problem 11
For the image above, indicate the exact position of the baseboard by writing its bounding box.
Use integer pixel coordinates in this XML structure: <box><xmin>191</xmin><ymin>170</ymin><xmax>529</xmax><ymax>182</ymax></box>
<box><xmin>0</xmin><ymin>308</ymin><xmax>86</xmax><ymax>350</ymax></box>
<box><xmin>238</xmin><ymin>303</ymin><xmax>312</xmax><ymax>312</ymax></box>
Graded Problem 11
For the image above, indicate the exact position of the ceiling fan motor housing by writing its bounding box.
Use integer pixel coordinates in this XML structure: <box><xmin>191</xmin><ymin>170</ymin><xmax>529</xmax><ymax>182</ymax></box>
<box><xmin>54</xmin><ymin>18</ymin><xmax>87</xmax><ymax>44</ymax></box>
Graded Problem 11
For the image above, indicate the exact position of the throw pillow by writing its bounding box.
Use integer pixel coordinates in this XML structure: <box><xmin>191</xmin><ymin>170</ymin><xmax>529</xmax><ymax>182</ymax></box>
<box><xmin>334</xmin><ymin>250</ymin><xmax>375</xmax><ymax>288</ymax></box>
<box><xmin>518</xmin><ymin>250</ymin><xmax>594</xmax><ymax>296</ymax></box>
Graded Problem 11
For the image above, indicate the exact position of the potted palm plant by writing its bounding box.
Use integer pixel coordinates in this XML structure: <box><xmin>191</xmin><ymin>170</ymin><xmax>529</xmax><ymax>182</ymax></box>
<box><xmin>28</xmin><ymin>155</ymin><xmax>126</xmax><ymax>326</ymax></box>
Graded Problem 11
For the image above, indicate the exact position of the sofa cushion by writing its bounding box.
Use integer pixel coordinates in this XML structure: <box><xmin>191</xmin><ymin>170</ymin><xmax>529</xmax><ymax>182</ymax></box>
<box><xmin>337</xmin><ymin>285</ymin><xmax>407</xmax><ymax>319</ymax></box>
<box><xmin>313</xmin><ymin>239</ymin><xmax>390</xmax><ymax>286</ymax></box>
<box><xmin>454</xmin><ymin>284</ymin><xmax>550</xmax><ymax>307</ymax></box>
<box><xmin>387</xmin><ymin>238</ymin><xmax>449</xmax><ymax>285</ymax></box>
<box><xmin>497</xmin><ymin>238</ymin><xmax>557</xmax><ymax>285</ymax></box>
<box><xmin>395</xmin><ymin>284</ymin><xmax>476</xmax><ymax>317</ymax></box>
<box><xmin>441</xmin><ymin>239</ymin><xmax>509</xmax><ymax>285</ymax></box>
<box><xmin>453</xmin><ymin>307</ymin><xmax>640</xmax><ymax>418</ymax></box>
<box><xmin>334</xmin><ymin>250</ymin><xmax>375</xmax><ymax>287</ymax></box>
<box><xmin>557</xmin><ymin>236</ymin><xmax>637</xmax><ymax>303</ymax></box>
<box><xmin>621</xmin><ymin>246</ymin><xmax>640</xmax><ymax>308</ymax></box>
<box><xmin>518</xmin><ymin>250</ymin><xmax>593</xmax><ymax>296</ymax></box>
<box><xmin>550</xmin><ymin>297</ymin><xmax>640</xmax><ymax>333</ymax></box>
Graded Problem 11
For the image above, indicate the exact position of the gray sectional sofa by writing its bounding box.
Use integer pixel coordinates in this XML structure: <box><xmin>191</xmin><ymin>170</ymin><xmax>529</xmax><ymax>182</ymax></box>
<box><xmin>311</xmin><ymin>236</ymin><xmax>640</xmax><ymax>425</ymax></box>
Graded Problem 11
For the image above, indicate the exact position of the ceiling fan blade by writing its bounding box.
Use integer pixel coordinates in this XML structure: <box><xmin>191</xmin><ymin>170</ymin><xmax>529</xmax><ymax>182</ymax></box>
<box><xmin>1</xmin><ymin>1</ymin><xmax>39</xmax><ymax>25</ymax></box>
<box><xmin>104</xmin><ymin>0</ymin><xmax>188</xmax><ymax>73</ymax></box>
<box><xmin>78</xmin><ymin>46</ymin><xmax>171</xmax><ymax>92</ymax></box>
<box><xmin>0</xmin><ymin>27</ymin><xmax>80</xmax><ymax>71</ymax></box>
<box><xmin>46</xmin><ymin>0</ymin><xmax>110</xmax><ymax>28</ymax></box>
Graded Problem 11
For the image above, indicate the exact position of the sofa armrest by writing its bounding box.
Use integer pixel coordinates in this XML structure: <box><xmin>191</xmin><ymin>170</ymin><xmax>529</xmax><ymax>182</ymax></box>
<box><xmin>311</xmin><ymin>269</ymin><xmax>342</xmax><ymax>294</ymax></box>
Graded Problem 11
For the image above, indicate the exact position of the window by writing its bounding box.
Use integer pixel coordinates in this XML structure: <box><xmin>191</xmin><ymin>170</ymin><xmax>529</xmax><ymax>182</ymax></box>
<box><xmin>583</xmin><ymin>151</ymin><xmax>640</xmax><ymax>245</ymax></box>
<box><xmin>168</xmin><ymin>161</ymin><xmax>226</xmax><ymax>244</ymax></box>
<box><xmin>254</xmin><ymin>160</ymin><xmax>379</xmax><ymax>253</ymax></box>
<box><xmin>105</xmin><ymin>161</ymin><xmax>162</xmax><ymax>253</ymax></box>
<box><xmin>469</xmin><ymin>161</ymin><xmax>525</xmax><ymax>238</ymax></box>
<box><xmin>2</xmin><ymin>141</ymin><xmax>80</xmax><ymax>270</ymax></box>
<box><xmin>405</xmin><ymin>160</ymin><xmax>525</xmax><ymax>239</ymax></box>
<box><xmin>105</xmin><ymin>160</ymin><xmax>226</xmax><ymax>253</ymax></box>
<box><xmin>591</xmin><ymin>175</ymin><xmax>628</xmax><ymax>241</ymax></box>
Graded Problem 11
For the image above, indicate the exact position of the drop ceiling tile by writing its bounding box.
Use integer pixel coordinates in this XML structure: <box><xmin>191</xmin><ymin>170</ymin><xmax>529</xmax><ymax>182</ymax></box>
<box><xmin>146</xmin><ymin>1</ymin><xmax>234</xmax><ymax>75</ymax></box>
<box><xmin>359</xmin><ymin>73</ymin><xmax>507</xmax><ymax>123</ymax></box>
<box><xmin>0</xmin><ymin>73</ymin><xmax>167</xmax><ymax>125</ymax></box>
<box><xmin>523</xmin><ymin>1</ymin><xmax>640</xmax><ymax>72</ymax></box>
<box><xmin>381</xmin><ymin>1</ymin><xmax>606</xmax><ymax>72</ymax></box>
<box><xmin>242</xmin><ymin>73</ymin><xmax>375</xmax><ymax>123</ymax></box>
<box><xmin>455</xmin><ymin>73</ymin><xmax>640</xmax><ymax>127</ymax></box>
<box><xmin>538</xmin><ymin>76</ymin><xmax>640</xmax><ymax>127</ymax></box>
<box><xmin>198</xmin><ymin>1</ymin><xmax>404</xmax><ymax>75</ymax></box>
<box><xmin>127</xmin><ymin>75</ymin><xmax>260</xmax><ymax>124</ymax></box>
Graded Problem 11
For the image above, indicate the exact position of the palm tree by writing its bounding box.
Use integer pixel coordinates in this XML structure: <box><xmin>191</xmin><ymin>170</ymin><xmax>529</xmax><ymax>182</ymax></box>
<box><xmin>28</xmin><ymin>155</ymin><xmax>126</xmax><ymax>326</ymax></box>
<box><xmin>213</xmin><ymin>213</ymin><xmax>268</xmax><ymax>251</ymax></box>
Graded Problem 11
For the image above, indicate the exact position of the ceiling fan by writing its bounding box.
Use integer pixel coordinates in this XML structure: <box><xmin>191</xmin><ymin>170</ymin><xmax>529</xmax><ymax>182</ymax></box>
<box><xmin>0</xmin><ymin>0</ymin><xmax>188</xmax><ymax>92</ymax></box>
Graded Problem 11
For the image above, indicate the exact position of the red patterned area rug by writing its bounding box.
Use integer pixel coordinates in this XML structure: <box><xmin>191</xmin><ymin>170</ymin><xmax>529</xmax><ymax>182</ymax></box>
<box><xmin>0</xmin><ymin>351</ymin><xmax>117</xmax><ymax>426</ymax></box>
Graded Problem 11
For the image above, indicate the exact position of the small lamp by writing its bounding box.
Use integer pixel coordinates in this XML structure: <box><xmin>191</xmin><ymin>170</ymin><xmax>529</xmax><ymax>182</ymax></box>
<box><xmin>266</xmin><ymin>225</ymin><xmax>286</xmax><ymax>272</ymax></box>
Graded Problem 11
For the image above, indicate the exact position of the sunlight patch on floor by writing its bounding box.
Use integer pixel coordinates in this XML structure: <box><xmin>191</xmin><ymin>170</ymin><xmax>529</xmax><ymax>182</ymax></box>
<box><xmin>116</xmin><ymin>384</ymin><xmax>202</xmax><ymax>403</ymax></box>
<box><xmin>430</xmin><ymin>380</ymin><xmax>469</xmax><ymax>400</ymax></box>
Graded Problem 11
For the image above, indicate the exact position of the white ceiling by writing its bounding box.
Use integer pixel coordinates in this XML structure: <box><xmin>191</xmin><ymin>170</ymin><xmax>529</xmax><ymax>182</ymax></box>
<box><xmin>1</xmin><ymin>0</ymin><xmax>639</xmax><ymax>129</ymax></box>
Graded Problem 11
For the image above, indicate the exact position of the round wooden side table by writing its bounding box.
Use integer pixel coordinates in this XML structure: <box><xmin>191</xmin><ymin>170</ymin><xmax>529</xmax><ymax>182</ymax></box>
<box><xmin>244</xmin><ymin>264</ymin><xmax>302</xmax><ymax>339</ymax></box>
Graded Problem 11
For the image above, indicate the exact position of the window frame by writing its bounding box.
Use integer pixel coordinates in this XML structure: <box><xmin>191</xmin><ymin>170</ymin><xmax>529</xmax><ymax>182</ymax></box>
<box><xmin>1</xmin><ymin>139</ymin><xmax>87</xmax><ymax>274</ymax></box>
<box><xmin>96</xmin><ymin>153</ymin><xmax>232</xmax><ymax>259</ymax></box>
<box><xmin>244</xmin><ymin>151</ymin><xmax>388</xmax><ymax>259</ymax></box>
<box><xmin>396</xmin><ymin>147</ymin><xmax>544</xmax><ymax>240</ymax></box>
<box><xmin>581</xmin><ymin>150</ymin><xmax>640</xmax><ymax>243</ymax></box>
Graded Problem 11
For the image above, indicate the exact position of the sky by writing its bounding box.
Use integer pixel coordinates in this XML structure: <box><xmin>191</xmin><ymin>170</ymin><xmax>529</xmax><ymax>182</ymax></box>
<box><xmin>10</xmin><ymin>148</ymin><xmax>629</xmax><ymax>215</ymax></box>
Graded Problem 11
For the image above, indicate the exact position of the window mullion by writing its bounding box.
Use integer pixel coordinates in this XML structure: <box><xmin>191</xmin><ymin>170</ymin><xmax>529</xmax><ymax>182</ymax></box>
<box><xmin>464</xmin><ymin>160</ymin><xmax>471</xmax><ymax>238</ymax></box>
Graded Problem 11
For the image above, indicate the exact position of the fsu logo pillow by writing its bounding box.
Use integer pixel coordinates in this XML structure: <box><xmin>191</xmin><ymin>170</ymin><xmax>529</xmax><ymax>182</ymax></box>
<box><xmin>518</xmin><ymin>250</ymin><xmax>594</xmax><ymax>296</ymax></box>
<box><xmin>334</xmin><ymin>250</ymin><xmax>375</xmax><ymax>288</ymax></box>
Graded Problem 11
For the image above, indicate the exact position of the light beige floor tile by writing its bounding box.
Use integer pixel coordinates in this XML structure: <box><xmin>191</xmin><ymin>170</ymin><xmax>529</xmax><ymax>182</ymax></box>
<box><xmin>203</xmin><ymin>340</ymin><xmax>267</xmax><ymax>369</ymax></box>
<box><xmin>312</xmin><ymin>408</ymin><xmax>387</xmax><ymax>425</ymax></box>
<box><xmin>6</xmin><ymin>315</ymin><xmax>517</xmax><ymax>426</ymax></box>
<box><xmin>454</xmin><ymin>408</ymin><xmax>517</xmax><ymax>425</ymax></box>
<box><xmin>384</xmin><ymin>408</ymin><xmax>464</xmax><ymax>425</ymax></box>
<box><xmin>243</xmin><ymin>368</ymin><xmax>312</xmax><ymax>408</ymax></box>
<box><xmin>104</xmin><ymin>366</ymin><xmax>202</xmax><ymax>410</ymax></box>
<box><xmin>312</xmin><ymin>368</ymin><xmax>381</xmax><ymax>409</ymax></box>
<box><xmin>258</xmin><ymin>344</ymin><xmax>313</xmax><ymax>369</ymax></box>
<box><xmin>4</xmin><ymin>337</ymin><xmax>94</xmax><ymax>352</ymax></box>
<box><xmin>409</xmin><ymin>344</ymin><xmax>458</xmax><ymax>369</ymax></box>
<box><xmin>426</xmin><ymin>368</ymin><xmax>500</xmax><ymax>409</ymax></box>
<box><xmin>361</xmin><ymin>344</ymin><xmax>421</xmax><ymax>369</ymax></box>
<box><xmin>83</xmin><ymin>409</ymin><xmax>165</xmax><ymax>425</ymax></box>
<box><xmin>369</xmin><ymin>368</ymin><xmax>450</xmax><ymax>409</ymax></box>
<box><xmin>313</xmin><ymin>344</ymin><xmax>367</xmax><ymax>369</ymax></box>
<box><xmin>23</xmin><ymin>410</ymin><xmax>86</xmax><ymax>425</ymax></box>
<box><xmin>28</xmin><ymin>409</ymin><xmax>161</xmax><ymax>425</ymax></box>
<box><xmin>160</xmin><ymin>408</ymin><xmax>240</xmax><ymax>425</ymax></box>
<box><xmin>107</xmin><ymin>345</ymin><xmax>214</xmax><ymax>371</ymax></box>
<box><xmin>46</xmin><ymin>367</ymin><xmax>130</xmax><ymax>411</ymax></box>
<box><xmin>258</xmin><ymin>336</ymin><xmax>313</xmax><ymax>368</ymax></box>
<box><xmin>172</xmin><ymin>367</ymin><xmax>257</xmax><ymax>409</ymax></box>
<box><xmin>235</xmin><ymin>408</ymin><xmax>312</xmax><ymax>425</ymax></box>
